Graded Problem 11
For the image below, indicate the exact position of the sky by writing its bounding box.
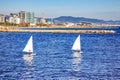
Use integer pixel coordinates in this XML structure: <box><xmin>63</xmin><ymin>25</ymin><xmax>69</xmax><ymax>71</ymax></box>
<box><xmin>0</xmin><ymin>0</ymin><xmax>120</xmax><ymax>20</ymax></box>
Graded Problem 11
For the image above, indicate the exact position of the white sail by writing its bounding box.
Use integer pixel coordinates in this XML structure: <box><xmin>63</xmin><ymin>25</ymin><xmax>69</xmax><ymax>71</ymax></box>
<box><xmin>72</xmin><ymin>35</ymin><xmax>81</xmax><ymax>51</ymax></box>
<box><xmin>23</xmin><ymin>36</ymin><xmax>33</xmax><ymax>53</ymax></box>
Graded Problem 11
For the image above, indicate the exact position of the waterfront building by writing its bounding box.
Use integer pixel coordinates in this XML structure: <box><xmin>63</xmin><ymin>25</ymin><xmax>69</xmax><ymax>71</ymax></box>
<box><xmin>40</xmin><ymin>13</ymin><xmax>46</xmax><ymax>24</ymax></box>
<box><xmin>34</xmin><ymin>17</ymin><xmax>40</xmax><ymax>24</ymax></box>
<box><xmin>0</xmin><ymin>14</ymin><xmax>5</xmax><ymax>22</ymax></box>
<box><xmin>77</xmin><ymin>22</ymin><xmax>92</xmax><ymax>26</ymax></box>
<box><xmin>9</xmin><ymin>13</ymin><xmax>20</xmax><ymax>24</ymax></box>
<box><xmin>40</xmin><ymin>18</ymin><xmax>46</xmax><ymax>24</ymax></box>
<box><xmin>25</xmin><ymin>12</ymin><xmax>34</xmax><ymax>24</ymax></box>
<box><xmin>19</xmin><ymin>11</ymin><xmax>25</xmax><ymax>23</ymax></box>
<box><xmin>65</xmin><ymin>22</ymin><xmax>75</xmax><ymax>27</ymax></box>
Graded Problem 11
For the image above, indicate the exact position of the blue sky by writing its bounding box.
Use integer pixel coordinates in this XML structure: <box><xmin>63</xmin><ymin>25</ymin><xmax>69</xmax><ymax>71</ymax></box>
<box><xmin>0</xmin><ymin>0</ymin><xmax>120</xmax><ymax>20</ymax></box>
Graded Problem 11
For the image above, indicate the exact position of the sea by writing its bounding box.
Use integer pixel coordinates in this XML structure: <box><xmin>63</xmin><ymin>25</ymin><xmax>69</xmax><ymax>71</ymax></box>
<box><xmin>0</xmin><ymin>27</ymin><xmax>120</xmax><ymax>80</ymax></box>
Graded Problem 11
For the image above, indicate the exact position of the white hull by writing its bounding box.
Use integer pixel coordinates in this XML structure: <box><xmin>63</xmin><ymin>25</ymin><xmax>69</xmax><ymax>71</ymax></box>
<box><xmin>72</xmin><ymin>52</ymin><xmax>81</xmax><ymax>58</ymax></box>
<box><xmin>22</xmin><ymin>53</ymin><xmax>36</xmax><ymax>61</ymax></box>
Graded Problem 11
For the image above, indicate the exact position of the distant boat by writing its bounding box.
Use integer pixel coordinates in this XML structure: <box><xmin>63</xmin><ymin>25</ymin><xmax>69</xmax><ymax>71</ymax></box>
<box><xmin>72</xmin><ymin>35</ymin><xmax>82</xmax><ymax>53</ymax></box>
<box><xmin>23</xmin><ymin>36</ymin><xmax>35</xmax><ymax>59</ymax></box>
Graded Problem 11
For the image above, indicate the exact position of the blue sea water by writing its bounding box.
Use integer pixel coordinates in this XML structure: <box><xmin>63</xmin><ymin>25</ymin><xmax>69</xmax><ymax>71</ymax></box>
<box><xmin>0</xmin><ymin>32</ymin><xmax>120</xmax><ymax>80</ymax></box>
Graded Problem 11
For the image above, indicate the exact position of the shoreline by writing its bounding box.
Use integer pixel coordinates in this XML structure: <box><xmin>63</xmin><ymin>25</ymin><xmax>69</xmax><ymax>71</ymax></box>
<box><xmin>0</xmin><ymin>27</ymin><xmax>116</xmax><ymax>34</ymax></box>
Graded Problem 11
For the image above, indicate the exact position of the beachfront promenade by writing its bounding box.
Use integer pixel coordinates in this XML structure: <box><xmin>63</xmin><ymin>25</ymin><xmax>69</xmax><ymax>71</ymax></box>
<box><xmin>0</xmin><ymin>26</ymin><xmax>116</xmax><ymax>34</ymax></box>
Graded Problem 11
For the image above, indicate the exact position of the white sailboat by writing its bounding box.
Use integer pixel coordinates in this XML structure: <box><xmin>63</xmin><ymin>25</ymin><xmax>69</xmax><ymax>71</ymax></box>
<box><xmin>72</xmin><ymin>35</ymin><xmax>82</xmax><ymax>53</ymax></box>
<box><xmin>23</xmin><ymin>36</ymin><xmax>35</xmax><ymax>59</ymax></box>
<box><xmin>23</xmin><ymin>36</ymin><xmax>33</xmax><ymax>53</ymax></box>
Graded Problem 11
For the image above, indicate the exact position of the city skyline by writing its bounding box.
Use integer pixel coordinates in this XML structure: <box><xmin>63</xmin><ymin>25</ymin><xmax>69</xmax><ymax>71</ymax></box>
<box><xmin>0</xmin><ymin>0</ymin><xmax>120</xmax><ymax>20</ymax></box>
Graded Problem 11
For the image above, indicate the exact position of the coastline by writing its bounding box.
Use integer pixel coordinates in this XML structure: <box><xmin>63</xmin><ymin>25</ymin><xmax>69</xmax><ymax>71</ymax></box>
<box><xmin>0</xmin><ymin>26</ymin><xmax>116</xmax><ymax>34</ymax></box>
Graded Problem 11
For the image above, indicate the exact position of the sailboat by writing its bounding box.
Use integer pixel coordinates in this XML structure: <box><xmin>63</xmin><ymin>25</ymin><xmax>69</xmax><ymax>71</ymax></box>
<box><xmin>72</xmin><ymin>35</ymin><xmax>82</xmax><ymax>53</ymax></box>
<box><xmin>23</xmin><ymin>36</ymin><xmax>35</xmax><ymax>59</ymax></box>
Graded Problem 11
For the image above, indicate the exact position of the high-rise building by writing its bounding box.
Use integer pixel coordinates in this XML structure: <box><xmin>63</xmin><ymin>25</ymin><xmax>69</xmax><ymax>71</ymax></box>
<box><xmin>19</xmin><ymin>11</ymin><xmax>25</xmax><ymax>23</ymax></box>
<box><xmin>25</xmin><ymin>12</ymin><xmax>34</xmax><ymax>24</ymax></box>
<box><xmin>0</xmin><ymin>14</ymin><xmax>5</xmax><ymax>22</ymax></box>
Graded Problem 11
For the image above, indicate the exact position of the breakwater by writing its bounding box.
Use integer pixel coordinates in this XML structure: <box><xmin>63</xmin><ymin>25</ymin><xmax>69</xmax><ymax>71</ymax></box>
<box><xmin>0</xmin><ymin>27</ymin><xmax>116</xmax><ymax>34</ymax></box>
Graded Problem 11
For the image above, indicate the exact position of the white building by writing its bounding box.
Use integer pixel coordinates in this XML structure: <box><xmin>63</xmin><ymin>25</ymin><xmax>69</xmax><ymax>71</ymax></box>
<box><xmin>40</xmin><ymin>18</ymin><xmax>46</xmax><ymax>24</ymax></box>
<box><xmin>9</xmin><ymin>17</ymin><xmax>20</xmax><ymax>24</ymax></box>
<box><xmin>0</xmin><ymin>14</ymin><xmax>5</xmax><ymax>22</ymax></box>
<box><xmin>9</xmin><ymin>13</ymin><xmax>20</xmax><ymax>24</ymax></box>
<box><xmin>65</xmin><ymin>22</ymin><xmax>75</xmax><ymax>27</ymax></box>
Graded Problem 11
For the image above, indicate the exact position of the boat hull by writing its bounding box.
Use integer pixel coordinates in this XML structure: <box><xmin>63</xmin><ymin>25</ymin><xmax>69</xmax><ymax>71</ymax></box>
<box><xmin>22</xmin><ymin>53</ymin><xmax>36</xmax><ymax>60</ymax></box>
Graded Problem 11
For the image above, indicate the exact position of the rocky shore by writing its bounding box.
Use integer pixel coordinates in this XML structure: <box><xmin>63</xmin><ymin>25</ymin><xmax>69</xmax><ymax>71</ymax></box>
<box><xmin>0</xmin><ymin>26</ymin><xmax>116</xmax><ymax>34</ymax></box>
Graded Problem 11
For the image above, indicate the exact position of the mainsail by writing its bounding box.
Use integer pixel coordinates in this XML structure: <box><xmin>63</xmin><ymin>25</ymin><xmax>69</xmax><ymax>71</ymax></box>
<box><xmin>72</xmin><ymin>35</ymin><xmax>81</xmax><ymax>51</ymax></box>
<box><xmin>23</xmin><ymin>36</ymin><xmax>33</xmax><ymax>53</ymax></box>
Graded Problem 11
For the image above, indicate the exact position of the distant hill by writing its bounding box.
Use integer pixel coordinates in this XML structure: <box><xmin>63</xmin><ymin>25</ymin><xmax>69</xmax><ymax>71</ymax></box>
<box><xmin>51</xmin><ymin>16</ymin><xmax>120</xmax><ymax>24</ymax></box>
<box><xmin>12</xmin><ymin>15</ymin><xmax>119</xmax><ymax>25</ymax></box>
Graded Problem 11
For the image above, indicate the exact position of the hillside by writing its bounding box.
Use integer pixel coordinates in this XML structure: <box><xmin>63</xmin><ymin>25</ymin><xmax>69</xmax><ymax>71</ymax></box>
<box><xmin>51</xmin><ymin>16</ymin><xmax>120</xmax><ymax>24</ymax></box>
